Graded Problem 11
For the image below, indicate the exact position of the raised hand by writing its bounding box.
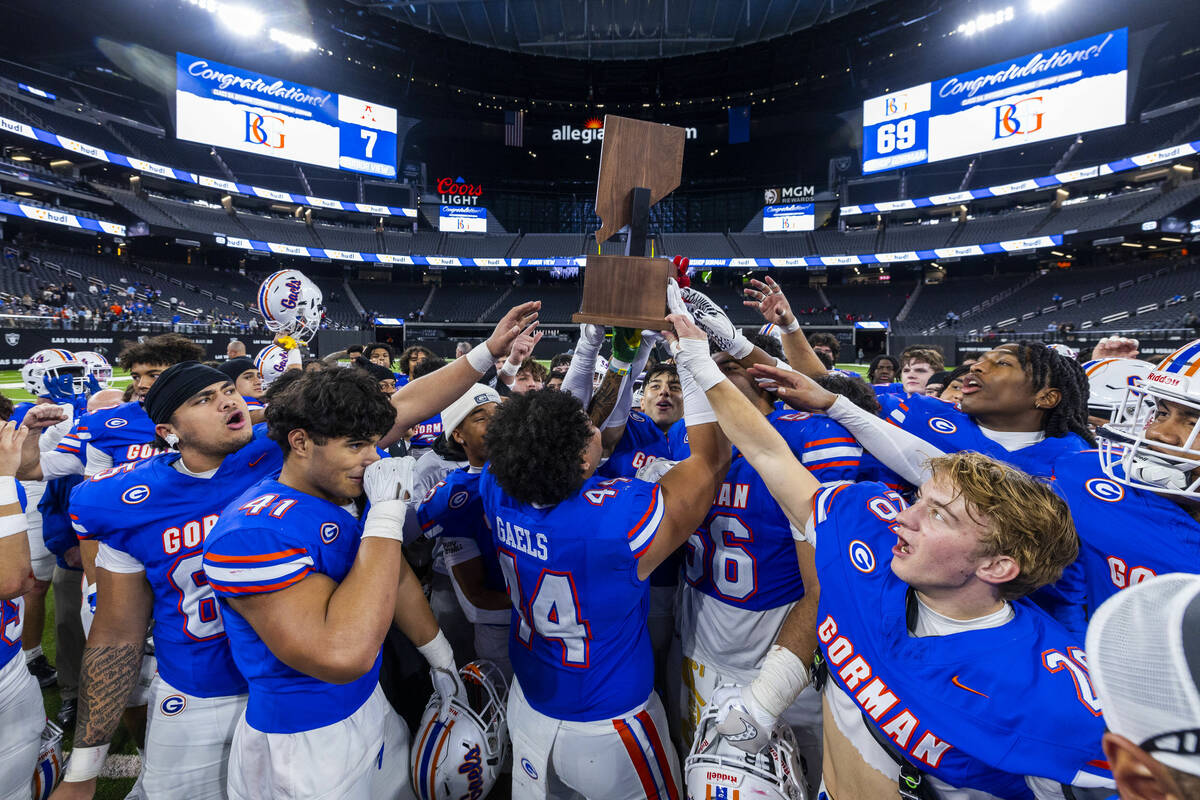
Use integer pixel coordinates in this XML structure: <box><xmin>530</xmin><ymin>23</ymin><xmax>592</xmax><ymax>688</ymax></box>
<box><xmin>506</xmin><ymin>327</ymin><xmax>544</xmax><ymax>365</ymax></box>
<box><xmin>486</xmin><ymin>301</ymin><xmax>541</xmax><ymax>358</ymax></box>
<box><xmin>743</xmin><ymin>276</ymin><xmax>796</xmax><ymax>328</ymax></box>
<box><xmin>20</xmin><ymin>403</ymin><xmax>68</xmax><ymax>431</ymax></box>
<box><xmin>0</xmin><ymin>421</ymin><xmax>27</xmax><ymax>477</ymax></box>
<box><xmin>1090</xmin><ymin>336</ymin><xmax>1139</xmax><ymax>361</ymax></box>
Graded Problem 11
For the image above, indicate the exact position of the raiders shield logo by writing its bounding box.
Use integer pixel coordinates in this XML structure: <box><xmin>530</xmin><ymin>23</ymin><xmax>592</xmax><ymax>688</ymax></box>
<box><xmin>4</xmin><ymin>333</ymin><xmax>18</xmax><ymax>346</ymax></box>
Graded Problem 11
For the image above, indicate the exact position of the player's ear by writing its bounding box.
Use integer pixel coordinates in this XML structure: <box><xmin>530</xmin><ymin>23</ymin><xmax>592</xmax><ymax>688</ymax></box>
<box><xmin>974</xmin><ymin>553</ymin><xmax>1019</xmax><ymax>587</ymax></box>
<box><xmin>1104</xmin><ymin>731</ymin><xmax>1177</xmax><ymax>800</ymax></box>
<box><xmin>287</xmin><ymin>428</ymin><xmax>312</xmax><ymax>458</ymax></box>
<box><xmin>1033</xmin><ymin>386</ymin><xmax>1061</xmax><ymax>411</ymax></box>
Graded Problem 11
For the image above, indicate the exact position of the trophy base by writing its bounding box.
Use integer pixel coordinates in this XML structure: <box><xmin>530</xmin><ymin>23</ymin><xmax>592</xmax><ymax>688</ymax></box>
<box><xmin>573</xmin><ymin>255</ymin><xmax>670</xmax><ymax>331</ymax></box>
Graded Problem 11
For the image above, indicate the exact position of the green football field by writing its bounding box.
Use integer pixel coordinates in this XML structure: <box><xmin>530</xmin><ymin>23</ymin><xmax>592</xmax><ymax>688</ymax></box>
<box><xmin>0</xmin><ymin>369</ymin><xmax>133</xmax><ymax>403</ymax></box>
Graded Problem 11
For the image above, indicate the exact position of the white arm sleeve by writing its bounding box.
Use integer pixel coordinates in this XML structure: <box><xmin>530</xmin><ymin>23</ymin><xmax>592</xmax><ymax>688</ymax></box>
<box><xmin>441</xmin><ymin>536</ymin><xmax>482</xmax><ymax>566</ymax></box>
<box><xmin>39</xmin><ymin>413</ymin><xmax>74</xmax><ymax>451</ymax></box>
<box><xmin>561</xmin><ymin>331</ymin><xmax>604</xmax><ymax>406</ymax></box>
<box><xmin>825</xmin><ymin>395</ymin><xmax>946</xmax><ymax>485</ymax></box>
<box><xmin>95</xmin><ymin>542</ymin><xmax>146</xmax><ymax>574</ymax></box>
<box><xmin>40</xmin><ymin>449</ymin><xmax>85</xmax><ymax>480</ymax></box>
<box><xmin>602</xmin><ymin>340</ymin><xmax>655</xmax><ymax>430</ymax></box>
<box><xmin>82</xmin><ymin>444</ymin><xmax>114</xmax><ymax>478</ymax></box>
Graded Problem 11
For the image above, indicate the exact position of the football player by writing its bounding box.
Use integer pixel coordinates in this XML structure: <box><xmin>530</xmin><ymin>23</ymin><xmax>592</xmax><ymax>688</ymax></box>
<box><xmin>52</xmin><ymin>362</ymin><xmax>282</xmax><ymax>800</ymax></box>
<box><xmin>1048</xmin><ymin>341</ymin><xmax>1200</xmax><ymax>626</ymax></box>
<box><xmin>414</xmin><ymin>385</ymin><xmax>509</xmax><ymax>676</ymax></box>
<box><xmin>670</xmin><ymin>315</ymin><xmax>1114</xmax><ymax>800</ymax></box>
<box><xmin>479</xmin><ymin>312</ymin><xmax>730</xmax><ymax>798</ymax></box>
<box><xmin>217</xmin><ymin>357</ymin><xmax>265</xmax><ymax>423</ymax></box>
<box><xmin>0</xmin><ymin>421</ymin><xmax>43</xmax><ymax>800</ymax></box>
<box><xmin>203</xmin><ymin>304</ymin><xmax>537</xmax><ymax>798</ymax></box>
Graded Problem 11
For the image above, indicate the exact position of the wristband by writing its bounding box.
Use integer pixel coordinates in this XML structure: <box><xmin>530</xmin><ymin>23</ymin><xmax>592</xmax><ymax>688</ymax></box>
<box><xmin>782</xmin><ymin>318</ymin><xmax>801</xmax><ymax>334</ymax></box>
<box><xmin>361</xmin><ymin>499</ymin><xmax>406</xmax><ymax>542</ymax></box>
<box><xmin>285</xmin><ymin>347</ymin><xmax>303</xmax><ymax>370</ymax></box>
<box><xmin>773</xmin><ymin>358</ymin><xmax>795</xmax><ymax>372</ymax></box>
<box><xmin>0</xmin><ymin>477</ymin><xmax>17</xmax><ymax>505</ymax></box>
<box><xmin>63</xmin><ymin>743</ymin><xmax>110</xmax><ymax>782</ymax></box>
<box><xmin>417</xmin><ymin>629</ymin><xmax>455</xmax><ymax>672</ymax></box>
<box><xmin>677</xmin><ymin>363</ymin><xmax>718</xmax><ymax>427</ymax></box>
<box><xmin>0</xmin><ymin>514</ymin><xmax>25</xmax><ymax>539</ymax></box>
<box><xmin>466</xmin><ymin>342</ymin><xmax>495</xmax><ymax>374</ymax></box>
<box><xmin>500</xmin><ymin>360</ymin><xmax>520</xmax><ymax>377</ymax></box>
<box><xmin>607</xmin><ymin>357</ymin><xmax>632</xmax><ymax>377</ymax></box>
<box><xmin>748</xmin><ymin>645</ymin><xmax>812</xmax><ymax>721</ymax></box>
<box><xmin>726</xmin><ymin>332</ymin><xmax>754</xmax><ymax>360</ymax></box>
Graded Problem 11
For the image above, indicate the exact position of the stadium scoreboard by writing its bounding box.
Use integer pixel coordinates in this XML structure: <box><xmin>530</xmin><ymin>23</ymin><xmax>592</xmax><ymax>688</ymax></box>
<box><xmin>862</xmin><ymin>29</ymin><xmax>1127</xmax><ymax>175</ymax></box>
<box><xmin>175</xmin><ymin>53</ymin><xmax>398</xmax><ymax>178</ymax></box>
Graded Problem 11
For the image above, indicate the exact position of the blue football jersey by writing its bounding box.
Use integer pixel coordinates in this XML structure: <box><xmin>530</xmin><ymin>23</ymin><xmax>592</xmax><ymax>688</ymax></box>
<box><xmin>811</xmin><ymin>482</ymin><xmax>1111</xmax><ymax>798</ymax></box>
<box><xmin>243</xmin><ymin>396</ymin><xmax>264</xmax><ymax>411</ymax></box>
<box><xmin>885</xmin><ymin>394</ymin><xmax>1086</xmax><ymax>477</ymax></box>
<box><xmin>410</xmin><ymin>414</ymin><xmax>443</xmax><ymax>451</ymax></box>
<box><xmin>684</xmin><ymin>410</ymin><xmax>860</xmax><ymax>612</ymax></box>
<box><xmin>0</xmin><ymin>597</ymin><xmax>25</xmax><ymax>671</ymax></box>
<box><xmin>598</xmin><ymin>411</ymin><xmax>674</xmax><ymax>480</ymax></box>
<box><xmin>417</xmin><ymin>469</ymin><xmax>504</xmax><ymax>593</ymax></box>
<box><xmin>203</xmin><ymin>479</ymin><xmax>379</xmax><ymax>734</ymax></box>
<box><xmin>478</xmin><ymin>469</ymin><xmax>665</xmax><ymax>721</ymax></box>
<box><xmin>1052</xmin><ymin>450</ymin><xmax>1200</xmax><ymax>618</ymax></box>
<box><xmin>56</xmin><ymin>401</ymin><xmax>163</xmax><ymax>470</ymax></box>
<box><xmin>69</xmin><ymin>434</ymin><xmax>282</xmax><ymax>698</ymax></box>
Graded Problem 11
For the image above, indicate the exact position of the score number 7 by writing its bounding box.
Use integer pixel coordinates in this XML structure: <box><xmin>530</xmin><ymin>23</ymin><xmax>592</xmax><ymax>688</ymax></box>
<box><xmin>360</xmin><ymin>129</ymin><xmax>377</xmax><ymax>159</ymax></box>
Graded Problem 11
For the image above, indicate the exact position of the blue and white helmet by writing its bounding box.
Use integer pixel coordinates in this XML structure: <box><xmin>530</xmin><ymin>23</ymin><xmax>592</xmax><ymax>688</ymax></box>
<box><xmin>254</xmin><ymin>344</ymin><xmax>291</xmax><ymax>388</ymax></box>
<box><xmin>21</xmin><ymin>350</ymin><xmax>89</xmax><ymax>403</ymax></box>
<box><xmin>75</xmin><ymin>351</ymin><xmax>113</xmax><ymax>389</ymax></box>
<box><xmin>31</xmin><ymin>720</ymin><xmax>63</xmax><ymax>800</ymax></box>
<box><xmin>686</xmin><ymin>694</ymin><xmax>808</xmax><ymax>800</ymax></box>
<box><xmin>411</xmin><ymin>660</ymin><xmax>509</xmax><ymax>800</ymax></box>
<box><xmin>256</xmin><ymin>269</ymin><xmax>323</xmax><ymax>344</ymax></box>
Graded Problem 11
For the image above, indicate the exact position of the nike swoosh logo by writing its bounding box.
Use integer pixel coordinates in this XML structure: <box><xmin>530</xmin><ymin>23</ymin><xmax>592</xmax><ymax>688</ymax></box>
<box><xmin>723</xmin><ymin>719</ymin><xmax>759</xmax><ymax>742</ymax></box>
<box><xmin>951</xmin><ymin>675</ymin><xmax>989</xmax><ymax>698</ymax></box>
<box><xmin>249</xmin><ymin>454</ymin><xmax>266</xmax><ymax>468</ymax></box>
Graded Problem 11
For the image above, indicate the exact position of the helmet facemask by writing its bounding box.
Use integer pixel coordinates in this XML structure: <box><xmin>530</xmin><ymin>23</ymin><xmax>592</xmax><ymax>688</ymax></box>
<box><xmin>1098</xmin><ymin>379</ymin><xmax>1200</xmax><ymax>499</ymax></box>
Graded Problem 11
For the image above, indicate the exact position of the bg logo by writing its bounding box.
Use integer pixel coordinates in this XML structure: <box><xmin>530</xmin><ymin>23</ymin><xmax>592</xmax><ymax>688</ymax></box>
<box><xmin>994</xmin><ymin>97</ymin><xmax>1044</xmax><ymax>139</ymax></box>
<box><xmin>885</xmin><ymin>96</ymin><xmax>908</xmax><ymax>116</ymax></box>
<box><xmin>244</xmin><ymin>112</ymin><xmax>286</xmax><ymax>149</ymax></box>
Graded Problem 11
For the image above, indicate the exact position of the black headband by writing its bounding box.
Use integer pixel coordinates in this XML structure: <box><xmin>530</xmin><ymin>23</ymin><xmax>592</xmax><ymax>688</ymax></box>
<box><xmin>143</xmin><ymin>362</ymin><xmax>231</xmax><ymax>425</ymax></box>
<box><xmin>218</xmin><ymin>357</ymin><xmax>255</xmax><ymax>382</ymax></box>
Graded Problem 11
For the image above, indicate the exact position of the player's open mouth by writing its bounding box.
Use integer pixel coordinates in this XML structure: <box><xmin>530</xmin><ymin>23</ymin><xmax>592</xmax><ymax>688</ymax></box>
<box><xmin>959</xmin><ymin>375</ymin><xmax>983</xmax><ymax>395</ymax></box>
<box><xmin>893</xmin><ymin>534</ymin><xmax>912</xmax><ymax>556</ymax></box>
<box><xmin>225</xmin><ymin>411</ymin><xmax>246</xmax><ymax>430</ymax></box>
<box><xmin>656</xmin><ymin>400</ymin><xmax>674</xmax><ymax>410</ymax></box>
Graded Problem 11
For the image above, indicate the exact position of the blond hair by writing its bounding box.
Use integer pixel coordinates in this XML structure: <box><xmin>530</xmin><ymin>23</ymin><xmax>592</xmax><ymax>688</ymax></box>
<box><xmin>927</xmin><ymin>451</ymin><xmax>1078</xmax><ymax>600</ymax></box>
<box><xmin>901</xmin><ymin>346</ymin><xmax>945</xmax><ymax>373</ymax></box>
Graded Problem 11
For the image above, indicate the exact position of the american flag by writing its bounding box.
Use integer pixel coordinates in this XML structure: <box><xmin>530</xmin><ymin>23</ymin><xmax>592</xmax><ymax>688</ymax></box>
<box><xmin>504</xmin><ymin>110</ymin><xmax>524</xmax><ymax>147</ymax></box>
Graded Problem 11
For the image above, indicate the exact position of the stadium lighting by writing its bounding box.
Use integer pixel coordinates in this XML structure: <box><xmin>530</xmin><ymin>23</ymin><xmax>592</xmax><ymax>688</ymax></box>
<box><xmin>1029</xmin><ymin>0</ymin><xmax>1062</xmax><ymax>12</ymax></box>
<box><xmin>215</xmin><ymin>4</ymin><xmax>264</xmax><ymax>35</ymax></box>
<box><xmin>957</xmin><ymin>6</ymin><xmax>1014</xmax><ymax>36</ymax></box>
<box><xmin>269</xmin><ymin>28</ymin><xmax>317</xmax><ymax>52</ymax></box>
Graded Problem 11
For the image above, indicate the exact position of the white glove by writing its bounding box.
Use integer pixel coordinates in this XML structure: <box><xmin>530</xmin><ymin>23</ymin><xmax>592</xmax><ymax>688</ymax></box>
<box><xmin>579</xmin><ymin>323</ymin><xmax>607</xmax><ymax>349</ymax></box>
<box><xmin>634</xmin><ymin>458</ymin><xmax>678</xmax><ymax>483</ymax></box>
<box><xmin>709</xmin><ymin>683</ymin><xmax>777</xmax><ymax>754</ymax></box>
<box><xmin>667</xmin><ymin>278</ymin><xmax>691</xmax><ymax>319</ymax></box>
<box><xmin>363</xmin><ymin>458</ymin><xmax>412</xmax><ymax>505</ymax></box>
<box><xmin>418</xmin><ymin>630</ymin><xmax>465</xmax><ymax>717</ymax></box>
<box><xmin>679</xmin><ymin>286</ymin><xmax>752</xmax><ymax>358</ymax></box>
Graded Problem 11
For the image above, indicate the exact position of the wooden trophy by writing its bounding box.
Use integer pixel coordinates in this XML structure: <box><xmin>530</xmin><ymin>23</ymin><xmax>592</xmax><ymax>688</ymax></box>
<box><xmin>573</xmin><ymin>115</ymin><xmax>686</xmax><ymax>329</ymax></box>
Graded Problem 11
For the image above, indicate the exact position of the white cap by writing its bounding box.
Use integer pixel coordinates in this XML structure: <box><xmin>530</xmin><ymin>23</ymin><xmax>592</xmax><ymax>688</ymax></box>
<box><xmin>1087</xmin><ymin>573</ymin><xmax>1200</xmax><ymax>776</ymax></box>
<box><xmin>440</xmin><ymin>384</ymin><xmax>501</xmax><ymax>443</ymax></box>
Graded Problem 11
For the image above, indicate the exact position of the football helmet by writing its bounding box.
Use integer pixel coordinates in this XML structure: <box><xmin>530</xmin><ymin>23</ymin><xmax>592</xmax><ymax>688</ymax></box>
<box><xmin>686</xmin><ymin>697</ymin><xmax>808</xmax><ymax>800</ymax></box>
<box><xmin>1046</xmin><ymin>343</ymin><xmax>1078</xmax><ymax>360</ymax></box>
<box><xmin>31</xmin><ymin>720</ymin><xmax>63</xmax><ymax>800</ymax></box>
<box><xmin>21</xmin><ymin>350</ymin><xmax>90</xmax><ymax>404</ymax></box>
<box><xmin>758</xmin><ymin>322</ymin><xmax>784</xmax><ymax>343</ymax></box>
<box><xmin>411</xmin><ymin>660</ymin><xmax>509</xmax><ymax>800</ymax></box>
<box><xmin>256</xmin><ymin>269</ymin><xmax>323</xmax><ymax>343</ymax></box>
<box><xmin>1082</xmin><ymin>358</ymin><xmax>1154</xmax><ymax>419</ymax></box>
<box><xmin>254</xmin><ymin>344</ymin><xmax>291</xmax><ymax>388</ymax></box>
<box><xmin>75</xmin><ymin>351</ymin><xmax>113</xmax><ymax>390</ymax></box>
<box><xmin>1098</xmin><ymin>340</ymin><xmax>1200</xmax><ymax>498</ymax></box>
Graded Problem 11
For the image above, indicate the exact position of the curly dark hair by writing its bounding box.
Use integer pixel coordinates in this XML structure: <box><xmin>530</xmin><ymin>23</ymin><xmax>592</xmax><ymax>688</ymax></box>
<box><xmin>410</xmin><ymin>356</ymin><xmax>447</xmax><ymax>380</ymax></box>
<box><xmin>265</xmin><ymin>369</ymin><xmax>396</xmax><ymax>457</ymax></box>
<box><xmin>398</xmin><ymin>345</ymin><xmax>435</xmax><ymax>375</ymax></box>
<box><xmin>261</xmin><ymin>368</ymin><xmax>306</xmax><ymax>405</ymax></box>
<box><xmin>808</xmin><ymin>332</ymin><xmax>841</xmax><ymax>360</ymax></box>
<box><xmin>485</xmin><ymin>388</ymin><xmax>593</xmax><ymax>506</ymax></box>
<box><xmin>118</xmin><ymin>333</ymin><xmax>206</xmax><ymax>370</ymax></box>
<box><xmin>1011</xmin><ymin>343</ymin><xmax>1095</xmax><ymax>446</ymax></box>
<box><xmin>816</xmin><ymin>373</ymin><xmax>881</xmax><ymax>416</ymax></box>
<box><xmin>745</xmin><ymin>332</ymin><xmax>785</xmax><ymax>362</ymax></box>
<box><xmin>867</xmin><ymin>354</ymin><xmax>900</xmax><ymax>383</ymax></box>
<box><xmin>0</xmin><ymin>393</ymin><xmax>14</xmax><ymax>421</ymax></box>
<box><xmin>364</xmin><ymin>342</ymin><xmax>394</xmax><ymax>363</ymax></box>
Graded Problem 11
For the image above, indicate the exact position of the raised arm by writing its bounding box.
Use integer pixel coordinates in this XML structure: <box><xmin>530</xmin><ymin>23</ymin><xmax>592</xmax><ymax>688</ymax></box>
<box><xmin>381</xmin><ymin>301</ymin><xmax>540</xmax><ymax>445</ymax></box>
<box><xmin>0</xmin><ymin>422</ymin><xmax>31</xmax><ymax>599</ymax></box>
<box><xmin>744</xmin><ymin>276</ymin><xmax>828</xmax><ymax>377</ymax></box>
<box><xmin>16</xmin><ymin>403</ymin><xmax>70</xmax><ymax>481</ymax></box>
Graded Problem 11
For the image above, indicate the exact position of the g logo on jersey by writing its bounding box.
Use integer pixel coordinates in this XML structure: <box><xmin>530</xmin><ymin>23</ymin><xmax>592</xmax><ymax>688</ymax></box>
<box><xmin>159</xmin><ymin>695</ymin><xmax>187</xmax><ymax>716</ymax></box>
<box><xmin>105</xmin><ymin>418</ymin><xmax>128</xmax><ymax>429</ymax></box>
<box><xmin>320</xmin><ymin>523</ymin><xmax>340</xmax><ymax>544</ymax></box>
<box><xmin>849</xmin><ymin>540</ymin><xmax>876</xmax><ymax>573</ymax></box>
<box><xmin>1085</xmin><ymin>478</ymin><xmax>1125</xmax><ymax>503</ymax></box>
<box><xmin>928</xmin><ymin>418</ymin><xmax>958</xmax><ymax>435</ymax></box>
<box><xmin>521</xmin><ymin>758</ymin><xmax>539</xmax><ymax>780</ymax></box>
<box><xmin>121</xmin><ymin>485</ymin><xmax>150</xmax><ymax>505</ymax></box>
<box><xmin>449</xmin><ymin>491</ymin><xmax>469</xmax><ymax>509</ymax></box>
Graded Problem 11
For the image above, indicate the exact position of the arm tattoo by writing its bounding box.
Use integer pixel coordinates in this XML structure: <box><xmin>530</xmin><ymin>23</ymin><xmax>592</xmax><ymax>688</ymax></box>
<box><xmin>587</xmin><ymin>371</ymin><xmax>623</xmax><ymax>428</ymax></box>
<box><xmin>75</xmin><ymin>643</ymin><xmax>144</xmax><ymax>747</ymax></box>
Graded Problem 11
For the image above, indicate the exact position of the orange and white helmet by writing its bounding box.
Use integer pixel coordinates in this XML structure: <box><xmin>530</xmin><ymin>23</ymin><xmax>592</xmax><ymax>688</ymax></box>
<box><xmin>1098</xmin><ymin>340</ymin><xmax>1200</xmax><ymax>498</ymax></box>
<box><xmin>411</xmin><ymin>660</ymin><xmax>509</xmax><ymax>800</ymax></box>
<box><xmin>76</xmin><ymin>351</ymin><xmax>113</xmax><ymax>388</ymax></box>
<box><xmin>1082</xmin><ymin>358</ymin><xmax>1154</xmax><ymax>420</ymax></box>
<box><xmin>254</xmin><ymin>344</ymin><xmax>291</xmax><ymax>387</ymax></box>
<box><xmin>686</xmin><ymin>697</ymin><xmax>808</xmax><ymax>800</ymax></box>
<box><xmin>256</xmin><ymin>269</ymin><xmax>323</xmax><ymax>344</ymax></box>
<box><xmin>21</xmin><ymin>349</ymin><xmax>89</xmax><ymax>402</ymax></box>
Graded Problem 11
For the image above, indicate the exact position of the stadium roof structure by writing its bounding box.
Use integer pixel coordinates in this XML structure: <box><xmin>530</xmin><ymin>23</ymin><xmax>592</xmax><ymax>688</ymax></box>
<box><xmin>346</xmin><ymin>0</ymin><xmax>887</xmax><ymax>60</ymax></box>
